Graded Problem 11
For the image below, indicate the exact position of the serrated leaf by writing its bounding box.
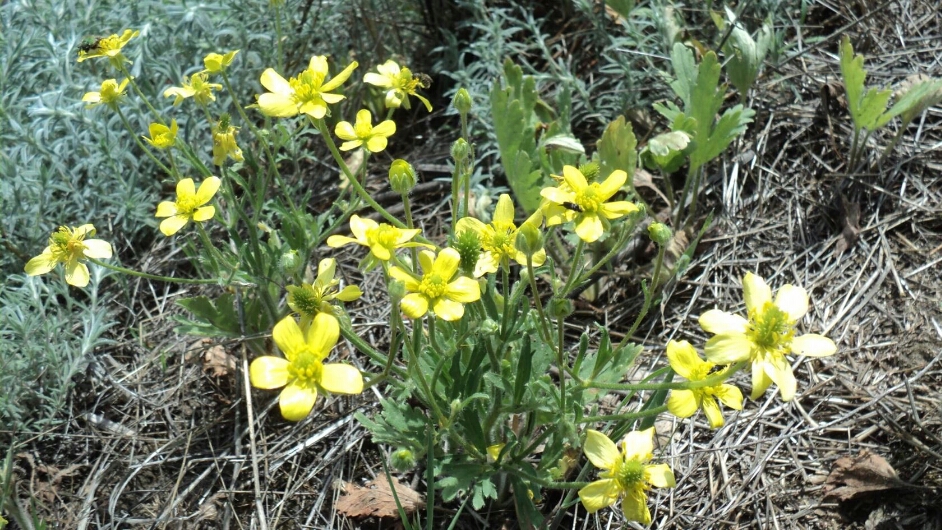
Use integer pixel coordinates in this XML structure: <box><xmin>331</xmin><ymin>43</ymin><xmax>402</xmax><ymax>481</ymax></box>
<box><xmin>689</xmin><ymin>104</ymin><xmax>755</xmax><ymax>170</ymax></box>
<box><xmin>176</xmin><ymin>294</ymin><xmax>241</xmax><ymax>337</ymax></box>
<box><xmin>887</xmin><ymin>78</ymin><xmax>942</xmax><ymax>125</ymax></box>
<box><xmin>839</xmin><ymin>36</ymin><xmax>893</xmax><ymax>131</ymax></box>
<box><xmin>597</xmin><ymin>116</ymin><xmax>637</xmax><ymax>182</ymax></box>
<box><xmin>669</xmin><ymin>42</ymin><xmax>698</xmax><ymax>108</ymax></box>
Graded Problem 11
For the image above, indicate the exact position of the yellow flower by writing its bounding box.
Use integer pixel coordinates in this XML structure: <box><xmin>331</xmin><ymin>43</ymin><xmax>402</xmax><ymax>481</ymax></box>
<box><xmin>334</xmin><ymin>109</ymin><xmax>396</xmax><ymax>153</ymax></box>
<box><xmin>211</xmin><ymin>115</ymin><xmax>243</xmax><ymax>166</ymax></box>
<box><xmin>699</xmin><ymin>272</ymin><xmax>837</xmax><ymax>401</ymax></box>
<box><xmin>578</xmin><ymin>429</ymin><xmax>675</xmax><ymax>525</ymax></box>
<box><xmin>455</xmin><ymin>194</ymin><xmax>546</xmax><ymax>277</ymax></box>
<box><xmin>25</xmin><ymin>224</ymin><xmax>113</xmax><ymax>288</ymax></box>
<box><xmin>143</xmin><ymin>119</ymin><xmax>178</xmax><ymax>150</ymax></box>
<box><xmin>76</xmin><ymin>30</ymin><xmax>139</xmax><ymax>66</ymax></box>
<box><xmin>540</xmin><ymin>165</ymin><xmax>638</xmax><ymax>243</ymax></box>
<box><xmin>665</xmin><ymin>340</ymin><xmax>743</xmax><ymax>428</ymax></box>
<box><xmin>326</xmin><ymin>214</ymin><xmax>427</xmax><ymax>261</ymax></box>
<box><xmin>389</xmin><ymin>248</ymin><xmax>481</xmax><ymax>321</ymax></box>
<box><xmin>82</xmin><ymin>78</ymin><xmax>129</xmax><ymax>110</ymax></box>
<box><xmin>257</xmin><ymin>55</ymin><xmax>357</xmax><ymax>119</ymax></box>
<box><xmin>249</xmin><ymin>314</ymin><xmax>363</xmax><ymax>421</ymax></box>
<box><xmin>155</xmin><ymin>177</ymin><xmax>221</xmax><ymax>236</ymax></box>
<box><xmin>363</xmin><ymin>60</ymin><xmax>432</xmax><ymax>112</ymax></box>
<box><xmin>163</xmin><ymin>72</ymin><xmax>222</xmax><ymax>106</ymax></box>
<box><xmin>204</xmin><ymin>50</ymin><xmax>239</xmax><ymax>73</ymax></box>
<box><xmin>287</xmin><ymin>258</ymin><xmax>363</xmax><ymax>327</ymax></box>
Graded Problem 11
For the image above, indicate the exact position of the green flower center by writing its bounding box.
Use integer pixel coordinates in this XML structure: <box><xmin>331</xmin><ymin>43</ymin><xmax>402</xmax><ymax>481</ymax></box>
<box><xmin>575</xmin><ymin>183</ymin><xmax>603</xmax><ymax>214</ymax></box>
<box><xmin>612</xmin><ymin>458</ymin><xmax>645</xmax><ymax>490</ymax></box>
<box><xmin>288</xmin><ymin>353</ymin><xmax>324</xmax><ymax>387</ymax></box>
<box><xmin>49</xmin><ymin>228</ymin><xmax>85</xmax><ymax>261</ymax></box>
<box><xmin>746</xmin><ymin>302</ymin><xmax>795</xmax><ymax>353</ymax></box>
<box><xmin>481</xmin><ymin>221</ymin><xmax>517</xmax><ymax>260</ymax></box>
<box><xmin>418</xmin><ymin>273</ymin><xmax>447</xmax><ymax>299</ymax></box>
<box><xmin>287</xmin><ymin>284</ymin><xmax>326</xmax><ymax>317</ymax></box>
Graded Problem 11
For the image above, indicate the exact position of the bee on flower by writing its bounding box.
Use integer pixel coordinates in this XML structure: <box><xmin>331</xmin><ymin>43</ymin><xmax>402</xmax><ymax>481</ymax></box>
<box><xmin>699</xmin><ymin>272</ymin><xmax>837</xmax><ymax>401</ymax></box>
<box><xmin>25</xmin><ymin>224</ymin><xmax>113</xmax><ymax>288</ymax></box>
<box><xmin>76</xmin><ymin>29</ymin><xmax>139</xmax><ymax>67</ymax></box>
<box><xmin>257</xmin><ymin>55</ymin><xmax>357</xmax><ymax>119</ymax></box>
<box><xmin>211</xmin><ymin>114</ymin><xmax>243</xmax><ymax>166</ymax></box>
<box><xmin>363</xmin><ymin>60</ymin><xmax>433</xmax><ymax>112</ymax></box>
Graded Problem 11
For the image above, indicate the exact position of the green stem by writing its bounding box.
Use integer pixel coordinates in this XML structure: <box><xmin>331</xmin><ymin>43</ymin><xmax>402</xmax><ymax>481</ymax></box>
<box><xmin>86</xmin><ymin>257</ymin><xmax>219</xmax><ymax>284</ymax></box>
<box><xmin>117</xmin><ymin>64</ymin><xmax>164</xmax><ymax>123</ymax></box>
<box><xmin>559</xmin><ymin>239</ymin><xmax>585</xmax><ymax>298</ymax></box>
<box><xmin>526</xmin><ymin>255</ymin><xmax>553</xmax><ymax>345</ymax></box>
<box><xmin>581</xmin><ymin>361</ymin><xmax>746</xmax><ymax>392</ymax></box>
<box><xmin>616</xmin><ymin>244</ymin><xmax>666</xmax><ymax>351</ymax></box>
<box><xmin>579</xmin><ymin>404</ymin><xmax>669</xmax><ymax>424</ymax></box>
<box><xmin>114</xmin><ymin>107</ymin><xmax>171</xmax><ymax>177</ymax></box>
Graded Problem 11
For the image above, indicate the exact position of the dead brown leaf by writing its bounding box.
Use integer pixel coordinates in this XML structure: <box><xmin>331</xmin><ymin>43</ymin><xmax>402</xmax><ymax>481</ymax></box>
<box><xmin>834</xmin><ymin>193</ymin><xmax>860</xmax><ymax>257</ymax></box>
<box><xmin>633</xmin><ymin>168</ymin><xmax>671</xmax><ymax>207</ymax></box>
<box><xmin>202</xmin><ymin>344</ymin><xmax>236</xmax><ymax>377</ymax></box>
<box><xmin>823</xmin><ymin>449</ymin><xmax>908</xmax><ymax>502</ymax></box>
<box><xmin>335</xmin><ymin>477</ymin><xmax>424</xmax><ymax>519</ymax></box>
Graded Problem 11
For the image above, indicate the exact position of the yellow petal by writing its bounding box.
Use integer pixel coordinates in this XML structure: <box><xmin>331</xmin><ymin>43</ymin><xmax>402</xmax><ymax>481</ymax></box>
<box><xmin>400</xmin><ymin>293</ymin><xmax>429</xmax><ymax>319</ymax></box>
<box><xmin>417</xmin><ymin>250</ymin><xmax>436</xmax><ymax>273</ymax></box>
<box><xmin>278</xmin><ymin>381</ymin><xmax>317</xmax><ymax>421</ymax></box>
<box><xmin>260</xmin><ymin>68</ymin><xmax>291</xmax><ymax>94</ymax></box>
<box><xmin>432</xmin><ymin>248</ymin><xmax>461</xmax><ymax>280</ymax></box>
<box><xmin>363</xmin><ymin>72</ymin><xmax>390</xmax><ymax>87</ymax></box>
<box><xmin>578</xmin><ymin>479</ymin><xmax>620</xmax><ymax>513</ymax></box>
<box><xmin>320</xmin><ymin>363</ymin><xmax>364</xmax><ymax>394</ymax></box>
<box><xmin>599</xmin><ymin>201</ymin><xmax>637</xmax><ymax>219</ymax></box>
<box><xmin>715</xmin><ymin>384</ymin><xmax>744</xmax><ymax>410</ymax></box>
<box><xmin>159</xmin><ymin>215</ymin><xmax>189</xmax><ymax>236</ymax></box>
<box><xmin>493</xmin><ymin>194</ymin><xmax>515</xmax><ymax>224</ymax></box>
<box><xmin>82</xmin><ymin>239</ymin><xmax>113</xmax><ymax>259</ymax></box>
<box><xmin>764</xmin><ymin>356</ymin><xmax>796</xmax><ymax>401</ymax></box>
<box><xmin>597</xmin><ymin>169</ymin><xmax>627</xmax><ymax>199</ymax></box>
<box><xmin>583</xmin><ymin>429</ymin><xmax>619</xmax><ymax>469</ymax></box>
<box><xmin>432</xmin><ymin>298</ymin><xmax>465</xmax><ymax>321</ymax></box>
<box><xmin>445</xmin><ymin>276</ymin><xmax>481</xmax><ymax>303</ymax></box>
<box><xmin>774</xmin><ymin>284</ymin><xmax>809</xmax><ymax>321</ymax></box>
<box><xmin>704</xmin><ymin>333</ymin><xmax>753</xmax><ymax>364</ymax></box>
<box><xmin>155</xmin><ymin>201</ymin><xmax>178</xmax><ymax>218</ymax></box>
<box><xmin>192</xmin><ymin>206</ymin><xmax>215</xmax><ymax>222</ymax></box>
<box><xmin>176</xmin><ymin>178</ymin><xmax>196</xmax><ymax>199</ymax></box>
<box><xmin>272</xmin><ymin>316</ymin><xmax>306</xmax><ymax>360</ymax></box>
<box><xmin>790</xmin><ymin>334</ymin><xmax>836</xmax><ymax>358</ymax></box>
<box><xmin>620</xmin><ymin>486</ymin><xmax>651</xmax><ymax>525</ymax></box>
<box><xmin>372</xmin><ymin>120</ymin><xmax>396</xmax><ymax>137</ymax></box>
<box><xmin>322</xmin><ymin>60</ymin><xmax>358</xmax><ymax>91</ymax></box>
<box><xmin>644</xmin><ymin>463</ymin><xmax>676</xmax><ymax>488</ymax></box>
<box><xmin>326</xmin><ymin>235</ymin><xmax>358</xmax><ymax>248</ymax></box>
<box><xmin>574</xmin><ymin>214</ymin><xmax>603</xmax><ymax>243</ymax></box>
<box><xmin>306</xmin><ymin>313</ymin><xmax>340</xmax><ymax>358</ymax></box>
<box><xmin>365</xmin><ymin>136</ymin><xmax>388</xmax><ymax>153</ymax></box>
<box><xmin>622</xmin><ymin>428</ymin><xmax>654</xmax><ymax>463</ymax></box>
<box><xmin>25</xmin><ymin>251</ymin><xmax>56</xmax><ymax>276</ymax></box>
<box><xmin>196</xmin><ymin>176</ymin><xmax>221</xmax><ymax>204</ymax></box>
<box><xmin>750</xmin><ymin>360</ymin><xmax>773</xmax><ymax>399</ymax></box>
<box><xmin>667</xmin><ymin>389</ymin><xmax>699</xmax><ymax>419</ymax></box>
<box><xmin>348</xmin><ymin>214</ymin><xmax>376</xmax><ymax>242</ymax></box>
<box><xmin>258</xmin><ymin>93</ymin><xmax>299</xmax><ymax>118</ymax></box>
<box><xmin>455</xmin><ymin>217</ymin><xmax>487</xmax><ymax>237</ymax></box>
<box><xmin>335</xmin><ymin>121</ymin><xmax>357</xmax><ymax>140</ymax></box>
<box><xmin>336</xmin><ymin>285</ymin><xmax>362</xmax><ymax>301</ymax></box>
<box><xmin>249</xmin><ymin>356</ymin><xmax>290</xmax><ymax>389</ymax></box>
<box><xmin>561</xmin><ymin>165</ymin><xmax>588</xmax><ymax>191</ymax></box>
<box><xmin>64</xmin><ymin>260</ymin><xmax>90</xmax><ymax>287</ymax></box>
<box><xmin>665</xmin><ymin>340</ymin><xmax>706</xmax><ymax>380</ymax></box>
<box><xmin>699</xmin><ymin>309</ymin><xmax>748</xmax><ymax>334</ymax></box>
<box><xmin>701</xmin><ymin>396</ymin><xmax>725</xmax><ymax>428</ymax></box>
<box><xmin>395</xmin><ymin>228</ymin><xmax>422</xmax><ymax>245</ymax></box>
<box><xmin>540</xmin><ymin>187</ymin><xmax>575</xmax><ymax>204</ymax></box>
<box><xmin>742</xmin><ymin>272</ymin><xmax>771</xmax><ymax>313</ymax></box>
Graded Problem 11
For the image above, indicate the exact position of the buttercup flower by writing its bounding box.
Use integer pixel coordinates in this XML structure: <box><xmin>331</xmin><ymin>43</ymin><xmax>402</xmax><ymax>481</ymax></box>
<box><xmin>666</xmin><ymin>340</ymin><xmax>743</xmax><ymax>428</ymax></box>
<box><xmin>578</xmin><ymin>429</ymin><xmax>675</xmax><ymax>525</ymax></box>
<box><xmin>204</xmin><ymin>50</ymin><xmax>239</xmax><ymax>73</ymax></box>
<box><xmin>249</xmin><ymin>314</ymin><xmax>363</xmax><ymax>421</ymax></box>
<box><xmin>455</xmin><ymin>194</ymin><xmax>546</xmax><ymax>277</ymax></box>
<box><xmin>211</xmin><ymin>115</ymin><xmax>243</xmax><ymax>166</ymax></box>
<box><xmin>76</xmin><ymin>29</ymin><xmax>139</xmax><ymax>66</ymax></box>
<box><xmin>389</xmin><ymin>248</ymin><xmax>481</xmax><ymax>321</ymax></box>
<box><xmin>163</xmin><ymin>72</ymin><xmax>222</xmax><ymax>106</ymax></box>
<box><xmin>155</xmin><ymin>177</ymin><xmax>221</xmax><ymax>236</ymax></box>
<box><xmin>541</xmin><ymin>165</ymin><xmax>638</xmax><ymax>243</ymax></box>
<box><xmin>257</xmin><ymin>55</ymin><xmax>357</xmax><ymax>119</ymax></box>
<box><xmin>699</xmin><ymin>272</ymin><xmax>837</xmax><ymax>401</ymax></box>
<box><xmin>25</xmin><ymin>224</ymin><xmax>113</xmax><ymax>288</ymax></box>
<box><xmin>326</xmin><ymin>215</ymin><xmax>427</xmax><ymax>261</ymax></box>
<box><xmin>363</xmin><ymin>60</ymin><xmax>432</xmax><ymax>112</ymax></box>
<box><xmin>144</xmin><ymin>119</ymin><xmax>178</xmax><ymax>150</ymax></box>
<box><xmin>82</xmin><ymin>78</ymin><xmax>129</xmax><ymax>110</ymax></box>
<box><xmin>335</xmin><ymin>109</ymin><xmax>396</xmax><ymax>153</ymax></box>
<box><xmin>287</xmin><ymin>258</ymin><xmax>363</xmax><ymax>327</ymax></box>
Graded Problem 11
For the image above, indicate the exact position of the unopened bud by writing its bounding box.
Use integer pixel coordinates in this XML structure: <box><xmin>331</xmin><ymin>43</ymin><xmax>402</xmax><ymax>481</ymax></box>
<box><xmin>279</xmin><ymin>250</ymin><xmax>302</xmax><ymax>274</ymax></box>
<box><xmin>453</xmin><ymin>229</ymin><xmax>481</xmax><ymax>276</ymax></box>
<box><xmin>389</xmin><ymin>159</ymin><xmax>417</xmax><ymax>194</ymax></box>
<box><xmin>453</xmin><ymin>88</ymin><xmax>472</xmax><ymax>116</ymax></box>
<box><xmin>547</xmin><ymin>297</ymin><xmax>573</xmax><ymax>319</ymax></box>
<box><xmin>515</xmin><ymin>223</ymin><xmax>543</xmax><ymax>258</ymax></box>
<box><xmin>647</xmin><ymin>222</ymin><xmax>672</xmax><ymax>246</ymax></box>
<box><xmin>388</xmin><ymin>278</ymin><xmax>406</xmax><ymax>301</ymax></box>
<box><xmin>451</xmin><ymin>138</ymin><xmax>470</xmax><ymax>163</ymax></box>
<box><xmin>579</xmin><ymin>162</ymin><xmax>600</xmax><ymax>182</ymax></box>
<box><xmin>390</xmin><ymin>448</ymin><xmax>416</xmax><ymax>471</ymax></box>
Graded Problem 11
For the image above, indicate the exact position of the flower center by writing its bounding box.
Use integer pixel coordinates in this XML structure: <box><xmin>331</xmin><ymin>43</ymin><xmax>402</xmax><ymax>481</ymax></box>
<box><xmin>287</xmin><ymin>353</ymin><xmax>324</xmax><ymax>387</ymax></box>
<box><xmin>419</xmin><ymin>273</ymin><xmax>447</xmax><ymax>299</ymax></box>
<box><xmin>575</xmin><ymin>183</ymin><xmax>603</xmax><ymax>214</ymax></box>
<box><xmin>612</xmin><ymin>458</ymin><xmax>645</xmax><ymax>491</ymax></box>
<box><xmin>746</xmin><ymin>302</ymin><xmax>795</xmax><ymax>354</ymax></box>
<box><xmin>290</xmin><ymin>69</ymin><xmax>326</xmax><ymax>104</ymax></box>
<box><xmin>49</xmin><ymin>227</ymin><xmax>85</xmax><ymax>261</ymax></box>
<box><xmin>288</xmin><ymin>284</ymin><xmax>326</xmax><ymax>317</ymax></box>
<box><xmin>482</xmin><ymin>221</ymin><xmax>517</xmax><ymax>260</ymax></box>
<box><xmin>369</xmin><ymin>224</ymin><xmax>401</xmax><ymax>249</ymax></box>
<box><xmin>176</xmin><ymin>195</ymin><xmax>201</xmax><ymax>215</ymax></box>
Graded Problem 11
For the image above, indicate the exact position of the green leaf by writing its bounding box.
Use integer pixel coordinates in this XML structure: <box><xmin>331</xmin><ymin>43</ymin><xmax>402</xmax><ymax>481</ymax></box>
<box><xmin>596</xmin><ymin>116</ymin><xmax>637</xmax><ymax>182</ymax></box>
<box><xmin>605</xmin><ymin>0</ymin><xmax>635</xmax><ymax>19</ymax></box>
<box><xmin>175</xmin><ymin>294</ymin><xmax>241</xmax><ymax>337</ymax></box>
<box><xmin>669</xmin><ymin>42</ymin><xmax>699</xmax><ymax>109</ymax></box>
<box><xmin>689</xmin><ymin>104</ymin><xmax>755</xmax><ymax>171</ymax></box>
<box><xmin>887</xmin><ymin>78</ymin><xmax>942</xmax><ymax>125</ymax></box>
<box><xmin>718</xmin><ymin>7</ymin><xmax>771</xmax><ymax>95</ymax></box>
<box><xmin>839</xmin><ymin>36</ymin><xmax>893</xmax><ymax>131</ymax></box>
<box><xmin>513</xmin><ymin>335</ymin><xmax>533</xmax><ymax>406</ymax></box>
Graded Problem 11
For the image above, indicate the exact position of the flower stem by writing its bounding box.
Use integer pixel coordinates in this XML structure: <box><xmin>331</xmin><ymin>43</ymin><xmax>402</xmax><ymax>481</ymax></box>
<box><xmin>86</xmin><ymin>257</ymin><xmax>218</xmax><ymax>284</ymax></box>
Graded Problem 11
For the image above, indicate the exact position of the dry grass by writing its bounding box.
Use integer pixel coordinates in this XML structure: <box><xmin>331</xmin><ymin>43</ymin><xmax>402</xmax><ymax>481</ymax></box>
<box><xmin>5</xmin><ymin>1</ymin><xmax>942</xmax><ymax>528</ymax></box>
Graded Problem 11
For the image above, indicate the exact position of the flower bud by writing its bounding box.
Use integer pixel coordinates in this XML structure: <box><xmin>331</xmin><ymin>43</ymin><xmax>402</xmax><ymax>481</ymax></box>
<box><xmin>647</xmin><ymin>222</ymin><xmax>672</xmax><ymax>246</ymax></box>
<box><xmin>480</xmin><ymin>318</ymin><xmax>499</xmax><ymax>334</ymax></box>
<box><xmin>453</xmin><ymin>88</ymin><xmax>472</xmax><ymax>116</ymax></box>
<box><xmin>515</xmin><ymin>222</ymin><xmax>543</xmax><ymax>258</ymax></box>
<box><xmin>390</xmin><ymin>448</ymin><xmax>416</xmax><ymax>472</ymax></box>
<box><xmin>279</xmin><ymin>250</ymin><xmax>302</xmax><ymax>274</ymax></box>
<box><xmin>579</xmin><ymin>162</ymin><xmax>600</xmax><ymax>182</ymax></box>
<box><xmin>453</xmin><ymin>230</ymin><xmax>481</xmax><ymax>276</ymax></box>
<box><xmin>451</xmin><ymin>138</ymin><xmax>470</xmax><ymax>163</ymax></box>
<box><xmin>388</xmin><ymin>278</ymin><xmax>406</xmax><ymax>302</ymax></box>
<box><xmin>547</xmin><ymin>297</ymin><xmax>573</xmax><ymax>319</ymax></box>
<box><xmin>389</xmin><ymin>159</ymin><xmax>417</xmax><ymax>194</ymax></box>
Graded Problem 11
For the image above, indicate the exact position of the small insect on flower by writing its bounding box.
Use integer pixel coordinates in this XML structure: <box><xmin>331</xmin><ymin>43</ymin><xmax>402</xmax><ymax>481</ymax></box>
<box><xmin>77</xmin><ymin>36</ymin><xmax>104</xmax><ymax>54</ymax></box>
<box><xmin>562</xmin><ymin>201</ymin><xmax>583</xmax><ymax>213</ymax></box>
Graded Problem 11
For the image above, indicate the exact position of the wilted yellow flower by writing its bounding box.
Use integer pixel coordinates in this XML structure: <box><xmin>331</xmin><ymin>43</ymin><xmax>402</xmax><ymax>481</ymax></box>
<box><xmin>163</xmin><ymin>72</ymin><xmax>222</xmax><ymax>106</ymax></box>
<box><xmin>578</xmin><ymin>429</ymin><xmax>675</xmax><ymax>525</ymax></box>
<box><xmin>204</xmin><ymin>50</ymin><xmax>239</xmax><ymax>73</ymax></box>
<box><xmin>155</xmin><ymin>177</ymin><xmax>221</xmax><ymax>236</ymax></box>
<box><xmin>326</xmin><ymin>214</ymin><xmax>426</xmax><ymax>261</ymax></box>
<box><xmin>257</xmin><ymin>55</ymin><xmax>357</xmax><ymax>119</ymax></box>
<box><xmin>389</xmin><ymin>248</ymin><xmax>481</xmax><ymax>321</ymax></box>
<box><xmin>287</xmin><ymin>258</ymin><xmax>362</xmax><ymax>327</ymax></box>
<box><xmin>455</xmin><ymin>194</ymin><xmax>546</xmax><ymax>277</ymax></box>
<box><xmin>82</xmin><ymin>78</ymin><xmax>129</xmax><ymax>110</ymax></box>
<box><xmin>143</xmin><ymin>119</ymin><xmax>178</xmax><ymax>150</ymax></box>
<box><xmin>363</xmin><ymin>60</ymin><xmax>432</xmax><ymax>112</ymax></box>
<box><xmin>249</xmin><ymin>314</ymin><xmax>363</xmax><ymax>421</ymax></box>
<box><xmin>211</xmin><ymin>115</ymin><xmax>243</xmax><ymax>166</ymax></box>
<box><xmin>541</xmin><ymin>165</ymin><xmax>638</xmax><ymax>243</ymax></box>
<box><xmin>25</xmin><ymin>224</ymin><xmax>113</xmax><ymax>288</ymax></box>
<box><xmin>699</xmin><ymin>272</ymin><xmax>837</xmax><ymax>401</ymax></box>
<box><xmin>665</xmin><ymin>340</ymin><xmax>743</xmax><ymax>428</ymax></box>
<box><xmin>76</xmin><ymin>30</ymin><xmax>139</xmax><ymax>66</ymax></box>
<box><xmin>335</xmin><ymin>109</ymin><xmax>396</xmax><ymax>153</ymax></box>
